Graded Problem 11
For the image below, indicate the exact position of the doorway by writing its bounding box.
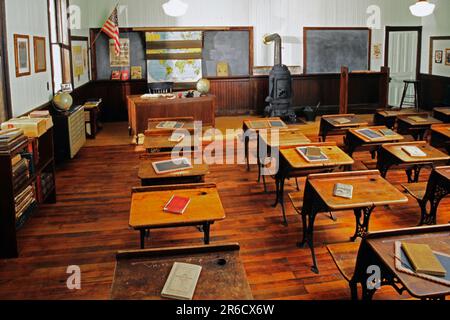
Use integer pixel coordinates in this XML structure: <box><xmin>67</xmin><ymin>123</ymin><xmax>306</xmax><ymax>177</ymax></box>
<box><xmin>385</xmin><ymin>26</ymin><xmax>422</xmax><ymax>108</ymax></box>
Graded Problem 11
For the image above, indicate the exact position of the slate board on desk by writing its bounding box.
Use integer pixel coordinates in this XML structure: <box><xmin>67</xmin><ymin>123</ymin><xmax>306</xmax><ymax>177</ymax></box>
<box><xmin>304</xmin><ymin>28</ymin><xmax>371</xmax><ymax>74</ymax></box>
<box><xmin>202</xmin><ymin>31</ymin><xmax>250</xmax><ymax>77</ymax></box>
<box><xmin>95</xmin><ymin>31</ymin><xmax>147</xmax><ymax>80</ymax></box>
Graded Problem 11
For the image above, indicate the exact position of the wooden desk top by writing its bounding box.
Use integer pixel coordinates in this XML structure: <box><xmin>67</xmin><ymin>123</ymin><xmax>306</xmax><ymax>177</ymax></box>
<box><xmin>243</xmin><ymin>117</ymin><xmax>286</xmax><ymax>131</ymax></box>
<box><xmin>436</xmin><ymin>166</ymin><xmax>450</xmax><ymax>181</ymax></box>
<box><xmin>434</xmin><ymin>107</ymin><xmax>450</xmax><ymax>116</ymax></box>
<box><xmin>147</xmin><ymin>117</ymin><xmax>197</xmax><ymax>133</ymax></box>
<box><xmin>376</xmin><ymin>110</ymin><xmax>419</xmax><ymax>118</ymax></box>
<box><xmin>143</xmin><ymin>133</ymin><xmax>195</xmax><ymax>151</ymax></box>
<box><xmin>367</xmin><ymin>225</ymin><xmax>450</xmax><ymax>299</ymax></box>
<box><xmin>111</xmin><ymin>244</ymin><xmax>253</xmax><ymax>300</ymax></box>
<box><xmin>138</xmin><ymin>153</ymin><xmax>209</xmax><ymax>181</ymax></box>
<box><xmin>128</xmin><ymin>94</ymin><xmax>216</xmax><ymax>105</ymax></box>
<box><xmin>130</xmin><ymin>184</ymin><xmax>225</xmax><ymax>229</ymax></box>
<box><xmin>260</xmin><ymin>129</ymin><xmax>311</xmax><ymax>148</ymax></box>
<box><xmin>307</xmin><ymin>170</ymin><xmax>408</xmax><ymax>210</ymax></box>
<box><xmin>322</xmin><ymin>114</ymin><xmax>368</xmax><ymax>128</ymax></box>
<box><xmin>349</xmin><ymin>126</ymin><xmax>404</xmax><ymax>143</ymax></box>
<box><xmin>382</xmin><ymin>141</ymin><xmax>450</xmax><ymax>163</ymax></box>
<box><xmin>431</xmin><ymin>124</ymin><xmax>450</xmax><ymax>138</ymax></box>
<box><xmin>397</xmin><ymin>115</ymin><xmax>442</xmax><ymax>126</ymax></box>
<box><xmin>280</xmin><ymin>143</ymin><xmax>354</xmax><ymax>169</ymax></box>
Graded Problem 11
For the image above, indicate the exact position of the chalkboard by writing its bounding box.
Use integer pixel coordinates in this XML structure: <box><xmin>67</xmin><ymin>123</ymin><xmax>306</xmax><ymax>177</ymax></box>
<box><xmin>202</xmin><ymin>31</ymin><xmax>250</xmax><ymax>77</ymax></box>
<box><xmin>304</xmin><ymin>28</ymin><xmax>371</xmax><ymax>74</ymax></box>
<box><xmin>95</xmin><ymin>31</ymin><xmax>146</xmax><ymax>80</ymax></box>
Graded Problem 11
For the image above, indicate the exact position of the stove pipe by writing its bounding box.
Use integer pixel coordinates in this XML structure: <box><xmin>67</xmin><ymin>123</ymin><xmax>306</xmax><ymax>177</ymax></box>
<box><xmin>263</xmin><ymin>33</ymin><xmax>282</xmax><ymax>66</ymax></box>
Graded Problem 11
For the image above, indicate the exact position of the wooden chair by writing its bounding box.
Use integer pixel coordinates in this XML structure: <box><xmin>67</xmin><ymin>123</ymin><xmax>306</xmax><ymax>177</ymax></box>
<box><xmin>402</xmin><ymin>166</ymin><xmax>450</xmax><ymax>225</ymax></box>
<box><xmin>148</xmin><ymin>82</ymin><xmax>174</xmax><ymax>94</ymax></box>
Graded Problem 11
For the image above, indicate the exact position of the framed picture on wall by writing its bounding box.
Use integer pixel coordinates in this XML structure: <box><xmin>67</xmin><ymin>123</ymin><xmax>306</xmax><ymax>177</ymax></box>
<box><xmin>446</xmin><ymin>49</ymin><xmax>450</xmax><ymax>66</ymax></box>
<box><xmin>435</xmin><ymin>50</ymin><xmax>443</xmax><ymax>64</ymax></box>
<box><xmin>33</xmin><ymin>36</ymin><xmax>47</xmax><ymax>73</ymax></box>
<box><xmin>13</xmin><ymin>34</ymin><xmax>31</xmax><ymax>77</ymax></box>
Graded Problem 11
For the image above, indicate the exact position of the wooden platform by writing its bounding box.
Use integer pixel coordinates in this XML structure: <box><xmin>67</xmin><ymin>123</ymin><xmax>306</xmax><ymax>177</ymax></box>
<box><xmin>0</xmin><ymin>121</ymin><xmax>448</xmax><ymax>300</ymax></box>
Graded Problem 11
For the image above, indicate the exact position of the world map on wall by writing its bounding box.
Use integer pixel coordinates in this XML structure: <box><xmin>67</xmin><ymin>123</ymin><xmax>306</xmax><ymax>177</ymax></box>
<box><xmin>146</xmin><ymin>32</ymin><xmax>203</xmax><ymax>83</ymax></box>
<box><xmin>147</xmin><ymin>59</ymin><xmax>202</xmax><ymax>83</ymax></box>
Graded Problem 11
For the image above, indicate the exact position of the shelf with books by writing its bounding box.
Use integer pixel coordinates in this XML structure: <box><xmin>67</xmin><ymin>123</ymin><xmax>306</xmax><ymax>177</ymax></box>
<box><xmin>0</xmin><ymin>126</ymin><xmax>56</xmax><ymax>259</ymax></box>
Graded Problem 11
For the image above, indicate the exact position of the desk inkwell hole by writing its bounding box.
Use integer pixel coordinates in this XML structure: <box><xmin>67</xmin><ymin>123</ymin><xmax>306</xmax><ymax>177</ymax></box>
<box><xmin>217</xmin><ymin>259</ymin><xmax>227</xmax><ymax>267</ymax></box>
<box><xmin>370</xmin><ymin>178</ymin><xmax>377</xmax><ymax>182</ymax></box>
<box><xmin>200</xmin><ymin>192</ymin><xmax>208</xmax><ymax>196</ymax></box>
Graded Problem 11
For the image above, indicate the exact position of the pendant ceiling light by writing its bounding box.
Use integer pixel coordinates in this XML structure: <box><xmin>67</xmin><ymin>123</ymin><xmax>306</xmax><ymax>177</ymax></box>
<box><xmin>409</xmin><ymin>0</ymin><xmax>435</xmax><ymax>17</ymax></box>
<box><xmin>163</xmin><ymin>0</ymin><xmax>189</xmax><ymax>17</ymax></box>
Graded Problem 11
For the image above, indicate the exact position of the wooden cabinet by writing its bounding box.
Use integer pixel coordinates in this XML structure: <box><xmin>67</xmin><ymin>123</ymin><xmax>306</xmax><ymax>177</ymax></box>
<box><xmin>52</xmin><ymin>106</ymin><xmax>86</xmax><ymax>162</ymax></box>
<box><xmin>0</xmin><ymin>129</ymin><xmax>56</xmax><ymax>258</ymax></box>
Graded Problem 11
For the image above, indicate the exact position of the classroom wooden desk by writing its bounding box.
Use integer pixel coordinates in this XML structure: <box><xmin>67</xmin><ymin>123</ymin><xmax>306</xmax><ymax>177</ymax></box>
<box><xmin>129</xmin><ymin>184</ymin><xmax>225</xmax><ymax>249</ymax></box>
<box><xmin>345</xmin><ymin>126</ymin><xmax>404</xmax><ymax>158</ymax></box>
<box><xmin>127</xmin><ymin>95</ymin><xmax>216</xmax><ymax>137</ymax></box>
<box><xmin>319</xmin><ymin>114</ymin><xmax>368</xmax><ymax>142</ymax></box>
<box><xmin>402</xmin><ymin>166</ymin><xmax>450</xmax><ymax>225</ymax></box>
<box><xmin>377</xmin><ymin>141</ymin><xmax>450</xmax><ymax>183</ymax></box>
<box><xmin>397</xmin><ymin>114</ymin><xmax>442</xmax><ymax>141</ymax></box>
<box><xmin>433</xmin><ymin>107</ymin><xmax>450</xmax><ymax>123</ymax></box>
<box><xmin>242</xmin><ymin>118</ymin><xmax>287</xmax><ymax>171</ymax></box>
<box><xmin>138</xmin><ymin>153</ymin><xmax>209</xmax><ymax>186</ymax></box>
<box><xmin>373</xmin><ymin>109</ymin><xmax>418</xmax><ymax>129</ymax></box>
<box><xmin>430</xmin><ymin>124</ymin><xmax>450</xmax><ymax>153</ymax></box>
<box><xmin>146</xmin><ymin>117</ymin><xmax>197</xmax><ymax>135</ymax></box>
<box><xmin>351</xmin><ymin>225</ymin><xmax>450</xmax><ymax>300</ymax></box>
<box><xmin>258</xmin><ymin>129</ymin><xmax>311</xmax><ymax>191</ymax></box>
<box><xmin>111</xmin><ymin>244</ymin><xmax>253</xmax><ymax>300</ymax></box>
<box><xmin>143</xmin><ymin>133</ymin><xmax>197</xmax><ymax>153</ymax></box>
<box><xmin>299</xmin><ymin>170</ymin><xmax>408</xmax><ymax>274</ymax></box>
<box><xmin>275</xmin><ymin>143</ymin><xmax>354</xmax><ymax>225</ymax></box>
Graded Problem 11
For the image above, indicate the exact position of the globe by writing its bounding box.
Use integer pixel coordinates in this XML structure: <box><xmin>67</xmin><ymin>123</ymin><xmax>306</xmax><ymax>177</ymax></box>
<box><xmin>53</xmin><ymin>92</ymin><xmax>73</xmax><ymax>111</ymax></box>
<box><xmin>196</xmin><ymin>79</ymin><xmax>210</xmax><ymax>96</ymax></box>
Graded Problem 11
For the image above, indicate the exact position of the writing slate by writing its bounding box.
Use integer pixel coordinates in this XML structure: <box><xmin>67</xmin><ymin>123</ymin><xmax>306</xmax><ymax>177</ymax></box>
<box><xmin>95</xmin><ymin>31</ymin><xmax>147</xmax><ymax>80</ymax></box>
<box><xmin>202</xmin><ymin>31</ymin><xmax>250</xmax><ymax>77</ymax></box>
<box><xmin>304</xmin><ymin>28</ymin><xmax>371</xmax><ymax>74</ymax></box>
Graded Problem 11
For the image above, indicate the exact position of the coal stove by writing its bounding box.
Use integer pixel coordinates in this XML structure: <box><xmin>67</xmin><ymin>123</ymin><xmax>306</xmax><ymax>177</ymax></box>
<box><xmin>263</xmin><ymin>34</ymin><xmax>296</xmax><ymax>123</ymax></box>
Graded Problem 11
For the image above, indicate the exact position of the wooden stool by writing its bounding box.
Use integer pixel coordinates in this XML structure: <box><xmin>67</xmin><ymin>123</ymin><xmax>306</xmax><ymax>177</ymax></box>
<box><xmin>399</xmin><ymin>80</ymin><xmax>420</xmax><ymax>111</ymax></box>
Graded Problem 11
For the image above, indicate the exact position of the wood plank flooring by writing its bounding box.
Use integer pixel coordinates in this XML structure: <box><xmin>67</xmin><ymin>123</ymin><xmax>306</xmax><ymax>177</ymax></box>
<box><xmin>0</xmin><ymin>125</ymin><xmax>448</xmax><ymax>300</ymax></box>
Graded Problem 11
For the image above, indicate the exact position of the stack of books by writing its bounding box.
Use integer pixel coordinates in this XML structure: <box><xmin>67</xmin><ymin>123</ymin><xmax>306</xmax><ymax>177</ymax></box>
<box><xmin>14</xmin><ymin>185</ymin><xmax>36</xmax><ymax>225</ymax></box>
<box><xmin>332</xmin><ymin>117</ymin><xmax>352</xmax><ymax>125</ymax></box>
<box><xmin>0</xmin><ymin>129</ymin><xmax>28</xmax><ymax>155</ymax></box>
<box><xmin>83</xmin><ymin>99</ymin><xmax>102</xmax><ymax>110</ymax></box>
<box><xmin>36</xmin><ymin>172</ymin><xmax>54</xmax><ymax>202</ymax></box>
<box><xmin>1</xmin><ymin>118</ymin><xmax>49</xmax><ymax>138</ymax></box>
<box><xmin>11</xmin><ymin>154</ymin><xmax>31</xmax><ymax>194</ymax></box>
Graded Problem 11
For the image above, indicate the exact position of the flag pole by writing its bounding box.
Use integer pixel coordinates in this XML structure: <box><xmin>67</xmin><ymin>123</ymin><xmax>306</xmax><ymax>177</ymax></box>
<box><xmin>90</xmin><ymin>2</ymin><xmax>120</xmax><ymax>48</ymax></box>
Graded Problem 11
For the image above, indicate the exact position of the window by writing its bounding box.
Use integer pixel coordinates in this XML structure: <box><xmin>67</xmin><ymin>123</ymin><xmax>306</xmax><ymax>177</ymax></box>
<box><xmin>48</xmin><ymin>0</ymin><xmax>72</xmax><ymax>93</ymax></box>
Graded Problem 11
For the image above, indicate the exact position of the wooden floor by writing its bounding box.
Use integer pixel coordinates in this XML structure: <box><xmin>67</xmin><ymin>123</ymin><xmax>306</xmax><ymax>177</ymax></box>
<box><xmin>0</xmin><ymin>117</ymin><xmax>448</xmax><ymax>300</ymax></box>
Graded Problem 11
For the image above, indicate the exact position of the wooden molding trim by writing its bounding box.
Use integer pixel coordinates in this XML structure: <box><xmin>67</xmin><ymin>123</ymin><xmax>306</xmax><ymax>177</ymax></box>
<box><xmin>429</xmin><ymin>36</ymin><xmax>450</xmax><ymax>74</ymax></box>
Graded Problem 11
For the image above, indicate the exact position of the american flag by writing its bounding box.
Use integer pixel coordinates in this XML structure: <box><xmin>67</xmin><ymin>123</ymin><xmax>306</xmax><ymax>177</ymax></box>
<box><xmin>101</xmin><ymin>7</ymin><xmax>121</xmax><ymax>56</ymax></box>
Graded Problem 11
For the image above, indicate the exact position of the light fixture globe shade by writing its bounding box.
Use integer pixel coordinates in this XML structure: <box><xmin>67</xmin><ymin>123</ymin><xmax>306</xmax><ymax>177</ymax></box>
<box><xmin>409</xmin><ymin>1</ymin><xmax>435</xmax><ymax>17</ymax></box>
<box><xmin>163</xmin><ymin>0</ymin><xmax>189</xmax><ymax>17</ymax></box>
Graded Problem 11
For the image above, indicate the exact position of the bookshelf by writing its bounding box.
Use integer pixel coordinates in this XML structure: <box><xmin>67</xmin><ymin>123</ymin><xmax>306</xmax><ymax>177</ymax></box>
<box><xmin>0</xmin><ymin>128</ymin><xmax>56</xmax><ymax>259</ymax></box>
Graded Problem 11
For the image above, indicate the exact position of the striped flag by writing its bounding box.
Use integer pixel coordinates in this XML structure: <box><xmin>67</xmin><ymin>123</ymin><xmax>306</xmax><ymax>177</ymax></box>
<box><xmin>101</xmin><ymin>6</ymin><xmax>121</xmax><ymax>56</ymax></box>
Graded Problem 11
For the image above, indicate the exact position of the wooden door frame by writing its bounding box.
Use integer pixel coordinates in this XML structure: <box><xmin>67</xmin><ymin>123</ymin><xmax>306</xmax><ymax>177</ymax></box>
<box><xmin>385</xmin><ymin>26</ymin><xmax>422</xmax><ymax>80</ymax></box>
<box><xmin>0</xmin><ymin>0</ymin><xmax>12</xmax><ymax>119</ymax></box>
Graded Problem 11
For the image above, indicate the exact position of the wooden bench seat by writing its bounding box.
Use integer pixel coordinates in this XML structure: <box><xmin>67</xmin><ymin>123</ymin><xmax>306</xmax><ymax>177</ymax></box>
<box><xmin>401</xmin><ymin>182</ymin><xmax>428</xmax><ymax>201</ymax></box>
<box><xmin>326</xmin><ymin>242</ymin><xmax>361</xmax><ymax>282</ymax></box>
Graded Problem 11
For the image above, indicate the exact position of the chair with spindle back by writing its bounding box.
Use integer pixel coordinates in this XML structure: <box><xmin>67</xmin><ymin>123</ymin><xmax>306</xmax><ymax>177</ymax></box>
<box><xmin>148</xmin><ymin>82</ymin><xmax>174</xmax><ymax>94</ymax></box>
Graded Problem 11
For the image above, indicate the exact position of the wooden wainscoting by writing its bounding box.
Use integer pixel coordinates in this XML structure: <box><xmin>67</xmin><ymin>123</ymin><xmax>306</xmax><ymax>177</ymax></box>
<box><xmin>420</xmin><ymin>73</ymin><xmax>450</xmax><ymax>110</ymax></box>
<box><xmin>209</xmin><ymin>77</ymin><xmax>254</xmax><ymax>116</ymax></box>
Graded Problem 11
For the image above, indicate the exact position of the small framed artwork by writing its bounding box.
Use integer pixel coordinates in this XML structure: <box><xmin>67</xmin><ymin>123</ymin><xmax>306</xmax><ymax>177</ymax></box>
<box><xmin>13</xmin><ymin>34</ymin><xmax>31</xmax><ymax>77</ymax></box>
<box><xmin>446</xmin><ymin>49</ymin><xmax>450</xmax><ymax>66</ymax></box>
<box><xmin>435</xmin><ymin>50</ymin><xmax>443</xmax><ymax>64</ymax></box>
<box><xmin>33</xmin><ymin>36</ymin><xmax>47</xmax><ymax>73</ymax></box>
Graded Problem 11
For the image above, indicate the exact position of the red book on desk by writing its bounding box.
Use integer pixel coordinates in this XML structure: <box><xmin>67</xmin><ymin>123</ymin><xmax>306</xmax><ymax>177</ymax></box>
<box><xmin>164</xmin><ymin>195</ymin><xmax>191</xmax><ymax>214</ymax></box>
